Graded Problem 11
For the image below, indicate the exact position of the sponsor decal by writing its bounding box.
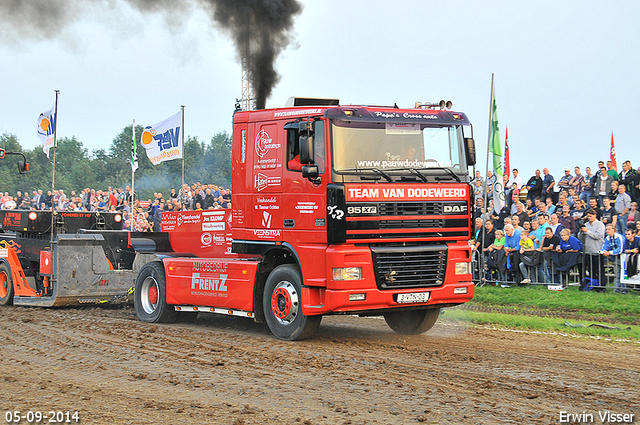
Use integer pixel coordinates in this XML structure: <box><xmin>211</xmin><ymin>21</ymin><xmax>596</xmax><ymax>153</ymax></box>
<box><xmin>255</xmin><ymin>173</ymin><xmax>282</xmax><ymax>192</ymax></box>
<box><xmin>372</xmin><ymin>111</ymin><xmax>438</xmax><ymax>120</ymax></box>
<box><xmin>345</xmin><ymin>184</ymin><xmax>467</xmax><ymax>201</ymax></box>
<box><xmin>295</xmin><ymin>201</ymin><xmax>318</xmax><ymax>214</ymax></box>
<box><xmin>256</xmin><ymin>196</ymin><xmax>280</xmax><ymax>211</ymax></box>
<box><xmin>385</xmin><ymin>123</ymin><xmax>420</xmax><ymax>134</ymax></box>
<box><xmin>2</xmin><ymin>212</ymin><xmax>21</xmax><ymax>227</ymax></box>
<box><xmin>0</xmin><ymin>248</ymin><xmax>8</xmax><ymax>258</ymax></box>
<box><xmin>253</xmin><ymin>229</ymin><xmax>281</xmax><ymax>238</ymax></box>
<box><xmin>201</xmin><ymin>232</ymin><xmax>212</xmax><ymax>246</ymax></box>
<box><xmin>262</xmin><ymin>211</ymin><xmax>272</xmax><ymax>228</ymax></box>
<box><xmin>273</xmin><ymin>108</ymin><xmax>322</xmax><ymax>118</ymax></box>
<box><xmin>254</xmin><ymin>157</ymin><xmax>281</xmax><ymax>171</ymax></box>
<box><xmin>202</xmin><ymin>211</ymin><xmax>226</xmax><ymax>231</ymax></box>
<box><xmin>203</xmin><ymin>211</ymin><xmax>226</xmax><ymax>221</ymax></box>
<box><xmin>356</xmin><ymin>158</ymin><xmax>452</xmax><ymax>168</ymax></box>
<box><xmin>327</xmin><ymin>205</ymin><xmax>344</xmax><ymax>220</ymax></box>
<box><xmin>255</xmin><ymin>129</ymin><xmax>281</xmax><ymax>158</ymax></box>
<box><xmin>192</xmin><ymin>261</ymin><xmax>227</xmax><ymax>273</ymax></box>
<box><xmin>202</xmin><ymin>222</ymin><xmax>225</xmax><ymax>231</ymax></box>
<box><xmin>191</xmin><ymin>273</ymin><xmax>228</xmax><ymax>292</ymax></box>
<box><xmin>233</xmin><ymin>210</ymin><xmax>245</xmax><ymax>226</ymax></box>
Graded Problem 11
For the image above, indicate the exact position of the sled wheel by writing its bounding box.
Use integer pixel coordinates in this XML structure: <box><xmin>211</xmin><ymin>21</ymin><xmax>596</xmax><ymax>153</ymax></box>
<box><xmin>134</xmin><ymin>262</ymin><xmax>176</xmax><ymax>323</ymax></box>
<box><xmin>263</xmin><ymin>265</ymin><xmax>321</xmax><ymax>341</ymax></box>
<box><xmin>0</xmin><ymin>263</ymin><xmax>13</xmax><ymax>306</ymax></box>
<box><xmin>384</xmin><ymin>308</ymin><xmax>441</xmax><ymax>335</ymax></box>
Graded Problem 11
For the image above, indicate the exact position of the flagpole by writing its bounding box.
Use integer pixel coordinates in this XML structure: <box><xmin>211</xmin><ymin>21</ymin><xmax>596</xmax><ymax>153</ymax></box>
<box><xmin>50</xmin><ymin>89</ymin><xmax>60</xmax><ymax>245</ymax></box>
<box><xmin>181</xmin><ymin>105</ymin><xmax>185</xmax><ymax>193</ymax></box>
<box><xmin>131</xmin><ymin>119</ymin><xmax>136</xmax><ymax>231</ymax></box>
<box><xmin>479</xmin><ymin>74</ymin><xmax>495</xmax><ymax>281</ymax></box>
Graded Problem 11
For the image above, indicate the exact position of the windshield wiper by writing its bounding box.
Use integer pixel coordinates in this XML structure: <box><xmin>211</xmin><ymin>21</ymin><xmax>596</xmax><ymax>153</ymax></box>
<box><xmin>339</xmin><ymin>167</ymin><xmax>394</xmax><ymax>182</ymax></box>
<box><xmin>412</xmin><ymin>167</ymin><xmax>461</xmax><ymax>182</ymax></box>
<box><xmin>406</xmin><ymin>168</ymin><xmax>428</xmax><ymax>182</ymax></box>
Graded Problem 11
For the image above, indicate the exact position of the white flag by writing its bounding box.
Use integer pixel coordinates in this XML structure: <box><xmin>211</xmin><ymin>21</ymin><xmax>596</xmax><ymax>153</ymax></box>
<box><xmin>37</xmin><ymin>106</ymin><xmax>56</xmax><ymax>158</ymax></box>
<box><xmin>141</xmin><ymin>111</ymin><xmax>182</xmax><ymax>165</ymax></box>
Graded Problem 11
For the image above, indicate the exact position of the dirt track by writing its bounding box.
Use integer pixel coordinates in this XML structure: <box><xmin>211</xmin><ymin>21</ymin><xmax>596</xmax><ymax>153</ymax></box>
<box><xmin>1</xmin><ymin>305</ymin><xmax>638</xmax><ymax>425</ymax></box>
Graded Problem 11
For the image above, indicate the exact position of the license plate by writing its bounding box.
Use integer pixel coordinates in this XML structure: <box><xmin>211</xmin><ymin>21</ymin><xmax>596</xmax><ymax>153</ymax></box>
<box><xmin>396</xmin><ymin>292</ymin><xmax>430</xmax><ymax>303</ymax></box>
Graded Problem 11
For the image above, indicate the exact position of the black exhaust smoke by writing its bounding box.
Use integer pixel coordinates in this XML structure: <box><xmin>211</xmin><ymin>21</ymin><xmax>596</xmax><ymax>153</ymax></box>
<box><xmin>0</xmin><ymin>0</ymin><xmax>303</xmax><ymax>110</ymax></box>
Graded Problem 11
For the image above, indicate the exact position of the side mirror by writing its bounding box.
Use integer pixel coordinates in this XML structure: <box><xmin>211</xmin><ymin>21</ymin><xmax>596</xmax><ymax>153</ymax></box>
<box><xmin>299</xmin><ymin>121</ymin><xmax>314</xmax><ymax>164</ymax></box>
<box><xmin>302</xmin><ymin>165</ymin><xmax>319</xmax><ymax>179</ymax></box>
<box><xmin>464</xmin><ymin>138</ymin><xmax>476</xmax><ymax>166</ymax></box>
<box><xmin>18</xmin><ymin>161</ymin><xmax>29</xmax><ymax>174</ymax></box>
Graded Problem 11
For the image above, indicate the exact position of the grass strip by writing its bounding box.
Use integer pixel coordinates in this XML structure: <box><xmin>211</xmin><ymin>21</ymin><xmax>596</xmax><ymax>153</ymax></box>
<box><xmin>442</xmin><ymin>308</ymin><xmax>640</xmax><ymax>342</ymax></box>
<box><xmin>469</xmin><ymin>284</ymin><xmax>640</xmax><ymax>324</ymax></box>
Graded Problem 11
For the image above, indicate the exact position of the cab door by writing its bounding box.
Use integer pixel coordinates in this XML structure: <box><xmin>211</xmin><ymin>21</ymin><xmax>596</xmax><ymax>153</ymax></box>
<box><xmin>250</xmin><ymin>122</ymin><xmax>283</xmax><ymax>241</ymax></box>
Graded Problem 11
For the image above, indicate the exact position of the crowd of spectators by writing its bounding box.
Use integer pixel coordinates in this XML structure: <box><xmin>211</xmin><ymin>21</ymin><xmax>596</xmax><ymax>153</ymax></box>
<box><xmin>472</xmin><ymin>160</ymin><xmax>640</xmax><ymax>294</ymax></box>
<box><xmin>0</xmin><ymin>182</ymin><xmax>232</xmax><ymax>233</ymax></box>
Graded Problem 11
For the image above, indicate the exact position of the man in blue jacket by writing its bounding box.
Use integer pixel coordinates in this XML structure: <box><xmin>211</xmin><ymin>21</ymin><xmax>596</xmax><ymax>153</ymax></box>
<box><xmin>602</xmin><ymin>224</ymin><xmax>626</xmax><ymax>293</ymax></box>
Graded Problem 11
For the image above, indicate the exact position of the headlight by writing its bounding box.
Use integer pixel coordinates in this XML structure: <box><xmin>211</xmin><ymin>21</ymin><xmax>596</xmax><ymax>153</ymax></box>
<box><xmin>333</xmin><ymin>267</ymin><xmax>362</xmax><ymax>281</ymax></box>
<box><xmin>455</xmin><ymin>262</ymin><xmax>471</xmax><ymax>275</ymax></box>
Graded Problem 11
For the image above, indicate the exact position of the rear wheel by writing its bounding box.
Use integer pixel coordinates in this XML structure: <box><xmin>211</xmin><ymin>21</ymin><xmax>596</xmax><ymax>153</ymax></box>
<box><xmin>134</xmin><ymin>262</ymin><xmax>176</xmax><ymax>323</ymax></box>
<box><xmin>0</xmin><ymin>263</ymin><xmax>13</xmax><ymax>306</ymax></box>
<box><xmin>263</xmin><ymin>265</ymin><xmax>321</xmax><ymax>341</ymax></box>
<box><xmin>384</xmin><ymin>308</ymin><xmax>440</xmax><ymax>335</ymax></box>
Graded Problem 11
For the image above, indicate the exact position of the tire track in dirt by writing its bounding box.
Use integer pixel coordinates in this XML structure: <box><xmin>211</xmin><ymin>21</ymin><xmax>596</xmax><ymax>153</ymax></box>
<box><xmin>1</xmin><ymin>306</ymin><xmax>639</xmax><ymax>424</ymax></box>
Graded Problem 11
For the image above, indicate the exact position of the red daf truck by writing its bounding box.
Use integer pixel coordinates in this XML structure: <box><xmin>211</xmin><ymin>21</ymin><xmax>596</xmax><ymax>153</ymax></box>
<box><xmin>133</xmin><ymin>98</ymin><xmax>477</xmax><ymax>340</ymax></box>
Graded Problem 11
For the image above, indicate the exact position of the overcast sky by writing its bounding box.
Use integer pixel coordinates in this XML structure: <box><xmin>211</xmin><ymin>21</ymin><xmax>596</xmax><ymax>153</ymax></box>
<box><xmin>1</xmin><ymin>0</ymin><xmax>639</xmax><ymax>182</ymax></box>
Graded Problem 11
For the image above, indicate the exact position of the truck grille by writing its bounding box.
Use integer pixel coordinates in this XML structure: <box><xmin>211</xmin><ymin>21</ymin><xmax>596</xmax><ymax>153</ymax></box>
<box><xmin>371</xmin><ymin>245</ymin><xmax>447</xmax><ymax>289</ymax></box>
<box><xmin>378</xmin><ymin>202</ymin><xmax>442</xmax><ymax>216</ymax></box>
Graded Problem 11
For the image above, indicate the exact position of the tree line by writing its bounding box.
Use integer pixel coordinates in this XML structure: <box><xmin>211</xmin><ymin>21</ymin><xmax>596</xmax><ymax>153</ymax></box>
<box><xmin>0</xmin><ymin>125</ymin><xmax>231</xmax><ymax>201</ymax></box>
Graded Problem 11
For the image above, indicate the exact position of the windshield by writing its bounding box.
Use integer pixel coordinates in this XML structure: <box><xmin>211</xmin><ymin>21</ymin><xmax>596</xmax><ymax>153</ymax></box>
<box><xmin>332</xmin><ymin>121</ymin><xmax>466</xmax><ymax>173</ymax></box>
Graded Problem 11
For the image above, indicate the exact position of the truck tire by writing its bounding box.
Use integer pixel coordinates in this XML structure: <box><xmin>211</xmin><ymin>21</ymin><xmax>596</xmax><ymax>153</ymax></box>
<box><xmin>0</xmin><ymin>263</ymin><xmax>13</xmax><ymax>306</ymax></box>
<box><xmin>263</xmin><ymin>265</ymin><xmax>322</xmax><ymax>341</ymax></box>
<box><xmin>384</xmin><ymin>308</ymin><xmax>440</xmax><ymax>335</ymax></box>
<box><xmin>134</xmin><ymin>262</ymin><xmax>176</xmax><ymax>323</ymax></box>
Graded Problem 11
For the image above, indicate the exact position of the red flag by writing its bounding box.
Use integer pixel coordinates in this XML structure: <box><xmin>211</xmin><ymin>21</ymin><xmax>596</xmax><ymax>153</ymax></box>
<box><xmin>610</xmin><ymin>132</ymin><xmax>617</xmax><ymax>170</ymax></box>
<box><xmin>504</xmin><ymin>127</ymin><xmax>510</xmax><ymax>180</ymax></box>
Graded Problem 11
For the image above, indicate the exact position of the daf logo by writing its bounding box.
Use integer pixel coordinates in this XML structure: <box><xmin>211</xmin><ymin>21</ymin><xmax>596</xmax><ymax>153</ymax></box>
<box><xmin>443</xmin><ymin>205</ymin><xmax>467</xmax><ymax>213</ymax></box>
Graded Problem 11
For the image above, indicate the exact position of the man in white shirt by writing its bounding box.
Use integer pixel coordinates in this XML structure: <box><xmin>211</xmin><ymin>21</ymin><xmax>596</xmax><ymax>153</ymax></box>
<box><xmin>507</xmin><ymin>168</ymin><xmax>522</xmax><ymax>190</ymax></box>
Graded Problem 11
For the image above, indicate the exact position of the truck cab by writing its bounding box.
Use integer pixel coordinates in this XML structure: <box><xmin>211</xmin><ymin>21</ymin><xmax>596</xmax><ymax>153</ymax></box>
<box><xmin>225</xmin><ymin>98</ymin><xmax>475</xmax><ymax>338</ymax></box>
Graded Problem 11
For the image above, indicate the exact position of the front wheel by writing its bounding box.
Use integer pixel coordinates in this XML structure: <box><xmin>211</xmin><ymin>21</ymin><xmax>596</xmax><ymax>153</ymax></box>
<box><xmin>0</xmin><ymin>263</ymin><xmax>14</xmax><ymax>306</ymax></box>
<box><xmin>384</xmin><ymin>308</ymin><xmax>441</xmax><ymax>335</ymax></box>
<box><xmin>263</xmin><ymin>265</ymin><xmax>322</xmax><ymax>341</ymax></box>
<box><xmin>134</xmin><ymin>262</ymin><xmax>176</xmax><ymax>323</ymax></box>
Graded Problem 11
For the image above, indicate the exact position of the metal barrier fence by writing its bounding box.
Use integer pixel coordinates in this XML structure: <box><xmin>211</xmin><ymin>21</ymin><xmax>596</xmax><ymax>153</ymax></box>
<box><xmin>472</xmin><ymin>249</ymin><xmax>640</xmax><ymax>292</ymax></box>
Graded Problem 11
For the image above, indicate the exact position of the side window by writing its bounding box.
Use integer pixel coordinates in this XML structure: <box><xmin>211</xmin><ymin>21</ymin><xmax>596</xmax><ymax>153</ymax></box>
<box><xmin>314</xmin><ymin>120</ymin><xmax>325</xmax><ymax>174</ymax></box>
<box><xmin>285</xmin><ymin>123</ymin><xmax>301</xmax><ymax>171</ymax></box>
<box><xmin>285</xmin><ymin>119</ymin><xmax>325</xmax><ymax>174</ymax></box>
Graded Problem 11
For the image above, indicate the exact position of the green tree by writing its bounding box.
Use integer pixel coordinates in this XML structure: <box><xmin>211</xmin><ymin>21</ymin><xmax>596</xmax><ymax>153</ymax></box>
<box><xmin>205</xmin><ymin>131</ymin><xmax>232</xmax><ymax>187</ymax></box>
<box><xmin>0</xmin><ymin>125</ymin><xmax>233</xmax><ymax>200</ymax></box>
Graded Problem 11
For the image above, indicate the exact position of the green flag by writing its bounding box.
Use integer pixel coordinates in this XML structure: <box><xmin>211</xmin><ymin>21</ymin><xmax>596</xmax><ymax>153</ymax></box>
<box><xmin>131</xmin><ymin>121</ymin><xmax>138</xmax><ymax>172</ymax></box>
<box><xmin>489</xmin><ymin>80</ymin><xmax>504</xmax><ymax>213</ymax></box>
